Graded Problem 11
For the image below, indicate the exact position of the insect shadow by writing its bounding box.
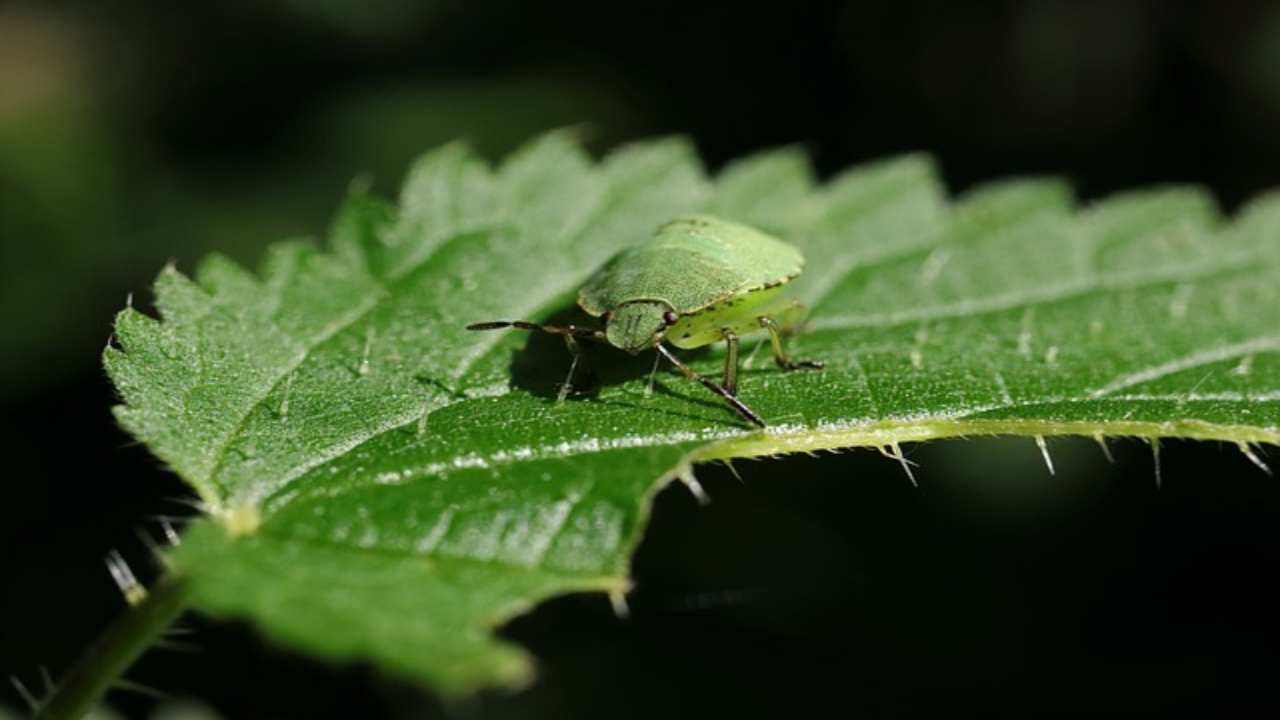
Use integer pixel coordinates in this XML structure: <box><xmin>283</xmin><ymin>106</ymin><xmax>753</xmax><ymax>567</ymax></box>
<box><xmin>503</xmin><ymin>302</ymin><xmax>735</xmax><ymax>424</ymax></box>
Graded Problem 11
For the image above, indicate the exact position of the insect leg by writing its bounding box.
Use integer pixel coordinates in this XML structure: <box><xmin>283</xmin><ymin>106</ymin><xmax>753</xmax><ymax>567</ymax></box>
<box><xmin>557</xmin><ymin>334</ymin><xmax>582</xmax><ymax>403</ymax></box>
<box><xmin>758</xmin><ymin>316</ymin><xmax>824</xmax><ymax>371</ymax></box>
<box><xmin>644</xmin><ymin>351</ymin><xmax>662</xmax><ymax>397</ymax></box>
<box><xmin>656</xmin><ymin>344</ymin><xmax>765</xmax><ymax>428</ymax></box>
<box><xmin>466</xmin><ymin>320</ymin><xmax>603</xmax><ymax>399</ymax></box>
<box><xmin>722</xmin><ymin>328</ymin><xmax>740</xmax><ymax>396</ymax></box>
<box><xmin>774</xmin><ymin>301</ymin><xmax>810</xmax><ymax>334</ymax></box>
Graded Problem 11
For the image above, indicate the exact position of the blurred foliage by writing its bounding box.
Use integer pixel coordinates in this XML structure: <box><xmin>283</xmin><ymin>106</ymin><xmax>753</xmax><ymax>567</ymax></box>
<box><xmin>1</xmin><ymin>701</ymin><xmax>221</xmax><ymax>720</ymax></box>
<box><xmin>0</xmin><ymin>6</ymin><xmax>646</xmax><ymax>398</ymax></box>
<box><xmin>0</xmin><ymin>10</ymin><xmax>124</xmax><ymax>391</ymax></box>
<box><xmin>271</xmin><ymin>0</ymin><xmax>451</xmax><ymax>40</ymax></box>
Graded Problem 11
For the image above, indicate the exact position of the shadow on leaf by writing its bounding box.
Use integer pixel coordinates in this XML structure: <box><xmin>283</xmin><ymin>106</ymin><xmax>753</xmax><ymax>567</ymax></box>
<box><xmin>501</xmin><ymin>301</ymin><xmax>748</xmax><ymax>426</ymax></box>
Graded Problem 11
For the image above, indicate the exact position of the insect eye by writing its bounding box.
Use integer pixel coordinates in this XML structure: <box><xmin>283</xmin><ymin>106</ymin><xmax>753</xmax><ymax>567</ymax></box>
<box><xmin>663</xmin><ymin>311</ymin><xmax>679</xmax><ymax>326</ymax></box>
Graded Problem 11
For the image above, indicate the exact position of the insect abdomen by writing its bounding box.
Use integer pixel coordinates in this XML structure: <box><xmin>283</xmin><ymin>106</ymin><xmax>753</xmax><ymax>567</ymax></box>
<box><xmin>666</xmin><ymin>285</ymin><xmax>789</xmax><ymax>349</ymax></box>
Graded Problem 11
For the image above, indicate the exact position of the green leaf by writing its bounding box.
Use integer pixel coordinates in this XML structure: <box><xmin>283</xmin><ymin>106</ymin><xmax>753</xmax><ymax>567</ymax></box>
<box><xmin>105</xmin><ymin>132</ymin><xmax>1280</xmax><ymax>692</ymax></box>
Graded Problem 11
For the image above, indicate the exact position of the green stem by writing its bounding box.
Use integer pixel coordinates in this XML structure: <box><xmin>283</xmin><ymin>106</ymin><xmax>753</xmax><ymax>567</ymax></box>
<box><xmin>34</xmin><ymin>575</ymin><xmax>189</xmax><ymax>720</ymax></box>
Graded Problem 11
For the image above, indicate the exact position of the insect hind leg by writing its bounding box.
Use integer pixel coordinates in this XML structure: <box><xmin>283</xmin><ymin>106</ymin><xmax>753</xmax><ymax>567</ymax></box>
<box><xmin>773</xmin><ymin>301</ymin><xmax>811</xmax><ymax>335</ymax></box>
<box><xmin>758</xmin><ymin>316</ymin><xmax>824</xmax><ymax>371</ymax></box>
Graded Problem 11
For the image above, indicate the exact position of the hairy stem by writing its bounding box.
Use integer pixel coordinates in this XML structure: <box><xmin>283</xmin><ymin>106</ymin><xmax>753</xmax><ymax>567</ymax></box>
<box><xmin>34</xmin><ymin>575</ymin><xmax>188</xmax><ymax>720</ymax></box>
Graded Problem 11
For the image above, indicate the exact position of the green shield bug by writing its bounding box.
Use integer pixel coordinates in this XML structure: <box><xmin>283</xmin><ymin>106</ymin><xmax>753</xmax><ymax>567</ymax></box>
<box><xmin>467</xmin><ymin>215</ymin><xmax>823</xmax><ymax>427</ymax></box>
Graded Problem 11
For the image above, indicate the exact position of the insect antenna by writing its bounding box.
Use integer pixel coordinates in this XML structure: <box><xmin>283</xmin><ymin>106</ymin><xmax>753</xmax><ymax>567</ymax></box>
<box><xmin>466</xmin><ymin>320</ymin><xmax>604</xmax><ymax>340</ymax></box>
<box><xmin>468</xmin><ymin>320</ymin><xmax>604</xmax><ymax>400</ymax></box>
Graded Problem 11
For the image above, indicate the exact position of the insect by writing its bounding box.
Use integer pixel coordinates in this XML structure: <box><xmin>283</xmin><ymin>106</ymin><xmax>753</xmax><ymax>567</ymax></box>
<box><xmin>467</xmin><ymin>215</ymin><xmax>823</xmax><ymax>427</ymax></box>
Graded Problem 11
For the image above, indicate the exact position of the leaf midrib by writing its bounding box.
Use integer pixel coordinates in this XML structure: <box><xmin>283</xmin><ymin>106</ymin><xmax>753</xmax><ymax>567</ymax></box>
<box><xmin>248</xmin><ymin>251</ymin><xmax>1271</xmax><ymax>519</ymax></box>
<box><xmin>267</xmin><ymin>363</ymin><xmax>1279</xmax><ymax>517</ymax></box>
<box><xmin>260</xmin><ymin>218</ymin><xmax>1270</xmax><ymax>517</ymax></box>
<box><xmin>229</xmin><ymin>525</ymin><xmax>629</xmax><ymax>585</ymax></box>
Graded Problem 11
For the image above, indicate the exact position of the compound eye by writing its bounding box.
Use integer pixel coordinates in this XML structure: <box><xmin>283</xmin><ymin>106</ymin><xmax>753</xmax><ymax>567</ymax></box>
<box><xmin>663</xmin><ymin>310</ymin><xmax>679</xmax><ymax>326</ymax></box>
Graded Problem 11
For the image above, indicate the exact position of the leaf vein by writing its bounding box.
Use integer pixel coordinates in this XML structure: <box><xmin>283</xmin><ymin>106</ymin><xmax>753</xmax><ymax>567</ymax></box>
<box><xmin>1087</xmin><ymin>337</ymin><xmax>1280</xmax><ymax>398</ymax></box>
<box><xmin>810</xmin><ymin>260</ymin><xmax>1255</xmax><ymax>332</ymax></box>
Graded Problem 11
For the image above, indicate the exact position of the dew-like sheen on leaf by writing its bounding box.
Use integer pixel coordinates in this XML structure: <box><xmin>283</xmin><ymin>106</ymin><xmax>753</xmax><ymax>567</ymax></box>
<box><xmin>105</xmin><ymin>132</ymin><xmax>1280</xmax><ymax>692</ymax></box>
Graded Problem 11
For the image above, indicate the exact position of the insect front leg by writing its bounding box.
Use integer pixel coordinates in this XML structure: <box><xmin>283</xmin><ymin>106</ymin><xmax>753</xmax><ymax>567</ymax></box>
<box><xmin>465</xmin><ymin>320</ymin><xmax>605</xmax><ymax>400</ymax></box>
<box><xmin>722</xmin><ymin>328</ymin><xmax>740</xmax><ymax>396</ymax></box>
<box><xmin>557</xmin><ymin>333</ymin><xmax>599</xmax><ymax>402</ymax></box>
<box><xmin>758</xmin><ymin>316</ymin><xmax>824</xmax><ymax>372</ymax></box>
<box><xmin>656</xmin><ymin>344</ymin><xmax>765</xmax><ymax>428</ymax></box>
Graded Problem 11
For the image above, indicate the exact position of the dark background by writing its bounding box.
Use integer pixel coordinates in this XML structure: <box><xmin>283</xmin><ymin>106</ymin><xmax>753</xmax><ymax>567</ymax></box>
<box><xmin>3</xmin><ymin>1</ymin><xmax>1279</xmax><ymax>717</ymax></box>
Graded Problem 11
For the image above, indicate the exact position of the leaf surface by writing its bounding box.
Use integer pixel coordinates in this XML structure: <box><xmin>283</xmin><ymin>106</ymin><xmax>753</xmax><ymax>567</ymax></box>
<box><xmin>105</xmin><ymin>133</ymin><xmax>1280</xmax><ymax>690</ymax></box>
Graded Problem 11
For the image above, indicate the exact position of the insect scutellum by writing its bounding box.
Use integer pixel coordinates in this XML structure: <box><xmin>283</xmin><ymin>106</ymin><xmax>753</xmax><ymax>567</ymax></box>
<box><xmin>465</xmin><ymin>214</ymin><xmax>824</xmax><ymax>427</ymax></box>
